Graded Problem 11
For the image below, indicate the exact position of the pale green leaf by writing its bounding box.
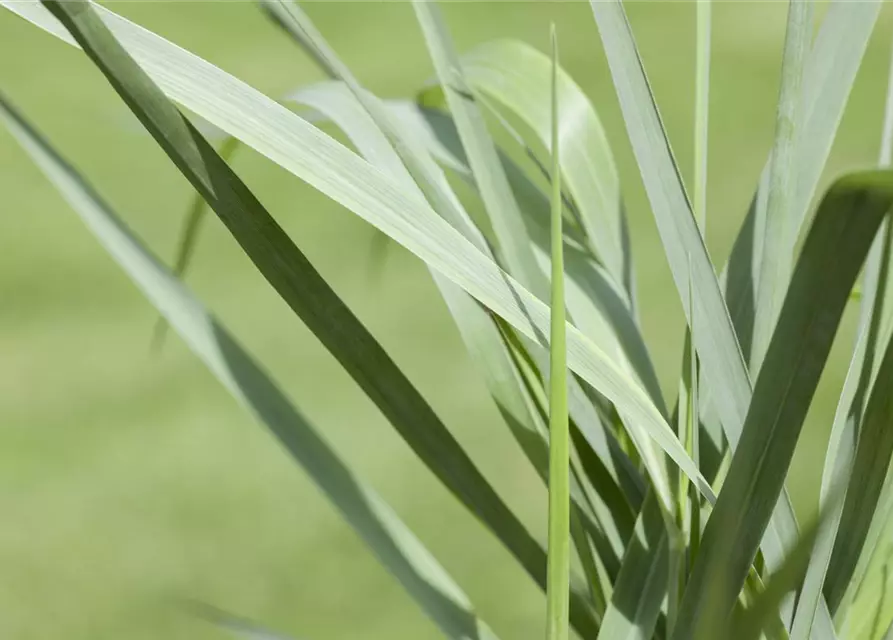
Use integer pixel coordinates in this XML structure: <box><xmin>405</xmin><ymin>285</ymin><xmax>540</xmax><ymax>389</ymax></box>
<box><xmin>453</xmin><ymin>38</ymin><xmax>629</xmax><ymax>298</ymax></box>
<box><xmin>595</xmin><ymin>493</ymin><xmax>667</xmax><ymax>640</ymax></box>
<box><xmin>750</xmin><ymin>0</ymin><xmax>814</xmax><ymax>375</ymax></box>
<box><xmin>545</xmin><ymin>26</ymin><xmax>571</xmax><ymax>640</ymax></box>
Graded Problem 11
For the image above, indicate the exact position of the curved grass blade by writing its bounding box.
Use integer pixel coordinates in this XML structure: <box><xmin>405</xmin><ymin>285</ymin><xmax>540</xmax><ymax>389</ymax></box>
<box><xmin>0</xmin><ymin>90</ymin><xmax>497</xmax><ymax>640</ymax></box>
<box><xmin>694</xmin><ymin>0</ymin><xmax>710</xmax><ymax>232</ymax></box>
<box><xmin>31</xmin><ymin>5</ymin><xmax>577</xmax><ymax>636</ymax></box>
<box><xmin>448</xmin><ymin>38</ymin><xmax>629</xmax><ymax>297</ymax></box>
<box><xmin>412</xmin><ymin>0</ymin><xmax>545</xmax><ymax>297</ymax></box>
<box><xmin>824</xmin><ymin>304</ymin><xmax>893</xmax><ymax>615</ymax></box>
<box><xmin>2</xmin><ymin>0</ymin><xmax>713</xmax><ymax>508</ymax></box>
<box><xmin>672</xmin><ymin>172</ymin><xmax>893</xmax><ymax>640</ymax></box>
<box><xmin>545</xmin><ymin>26</ymin><xmax>570</xmax><ymax>640</ymax></box>
<box><xmin>751</xmin><ymin>0</ymin><xmax>814</xmax><ymax>375</ymax></box>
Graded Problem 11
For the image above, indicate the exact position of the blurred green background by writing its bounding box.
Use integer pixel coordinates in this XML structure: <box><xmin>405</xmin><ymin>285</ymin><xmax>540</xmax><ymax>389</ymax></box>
<box><xmin>2</xmin><ymin>2</ymin><xmax>893</xmax><ymax>638</ymax></box>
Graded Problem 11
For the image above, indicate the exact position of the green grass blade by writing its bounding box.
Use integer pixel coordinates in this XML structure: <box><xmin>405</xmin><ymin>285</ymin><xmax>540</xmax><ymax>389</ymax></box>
<box><xmin>3</xmin><ymin>0</ymin><xmax>713</xmax><ymax>507</ymax></box>
<box><xmin>31</xmin><ymin>4</ymin><xmax>568</xmax><ymax>635</ymax></box>
<box><xmin>595</xmin><ymin>493</ymin><xmax>668</xmax><ymax>640</ymax></box>
<box><xmin>672</xmin><ymin>172</ymin><xmax>893</xmax><ymax>640</ymax></box>
<box><xmin>412</xmin><ymin>0</ymin><xmax>545</xmax><ymax>296</ymax></box>
<box><xmin>669</xmin><ymin>266</ymin><xmax>700</xmax><ymax>635</ymax></box>
<box><xmin>687</xmin><ymin>0</ymin><xmax>708</xmax><ymax>595</ymax></box>
<box><xmin>723</xmin><ymin>0</ymin><xmax>880</xmax><ymax>363</ymax></box>
<box><xmin>751</xmin><ymin>0</ymin><xmax>814</xmax><ymax>374</ymax></box>
<box><xmin>545</xmin><ymin>26</ymin><xmax>570</xmax><ymax>640</ymax></box>
<box><xmin>825</xmin><ymin>306</ymin><xmax>893</xmax><ymax>615</ymax></box>
<box><xmin>694</xmin><ymin>0</ymin><xmax>710</xmax><ymax>231</ymax></box>
<box><xmin>450</xmin><ymin>38</ymin><xmax>630</xmax><ymax>298</ymax></box>
<box><xmin>0</xmin><ymin>90</ymin><xmax>497</xmax><ymax>640</ymax></box>
<box><xmin>731</xmin><ymin>513</ymin><xmax>826</xmax><ymax>640</ymax></box>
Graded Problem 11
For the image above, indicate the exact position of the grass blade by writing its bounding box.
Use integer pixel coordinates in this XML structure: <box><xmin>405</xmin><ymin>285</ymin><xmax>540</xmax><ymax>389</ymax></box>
<box><xmin>672</xmin><ymin>172</ymin><xmax>893</xmax><ymax>640</ymax></box>
<box><xmin>545</xmin><ymin>26</ymin><xmax>570</xmax><ymax>640</ymax></box>
<box><xmin>450</xmin><ymin>38</ymin><xmax>630</xmax><ymax>298</ymax></box>
<box><xmin>751</xmin><ymin>0</ymin><xmax>814</xmax><ymax>374</ymax></box>
<box><xmin>595</xmin><ymin>493</ymin><xmax>668</xmax><ymax>640</ymax></box>
<box><xmin>0</xmin><ymin>90</ymin><xmax>497</xmax><ymax>640</ymax></box>
<box><xmin>31</xmin><ymin>4</ymin><xmax>573</xmax><ymax>635</ymax></box>
<box><xmin>694</xmin><ymin>0</ymin><xmax>710</xmax><ymax>231</ymax></box>
<box><xmin>825</xmin><ymin>301</ymin><xmax>893</xmax><ymax>615</ymax></box>
<box><xmin>723</xmin><ymin>0</ymin><xmax>880</xmax><ymax>363</ymax></box>
<box><xmin>412</xmin><ymin>0</ymin><xmax>545</xmax><ymax>296</ymax></box>
<box><xmin>3</xmin><ymin>0</ymin><xmax>713</xmax><ymax>507</ymax></box>
<box><xmin>731</xmin><ymin>512</ymin><xmax>826</xmax><ymax>640</ymax></box>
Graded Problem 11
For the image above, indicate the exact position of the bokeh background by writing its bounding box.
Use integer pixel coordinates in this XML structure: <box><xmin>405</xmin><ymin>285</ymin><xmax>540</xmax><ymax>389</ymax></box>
<box><xmin>2</xmin><ymin>2</ymin><xmax>893</xmax><ymax>638</ymax></box>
